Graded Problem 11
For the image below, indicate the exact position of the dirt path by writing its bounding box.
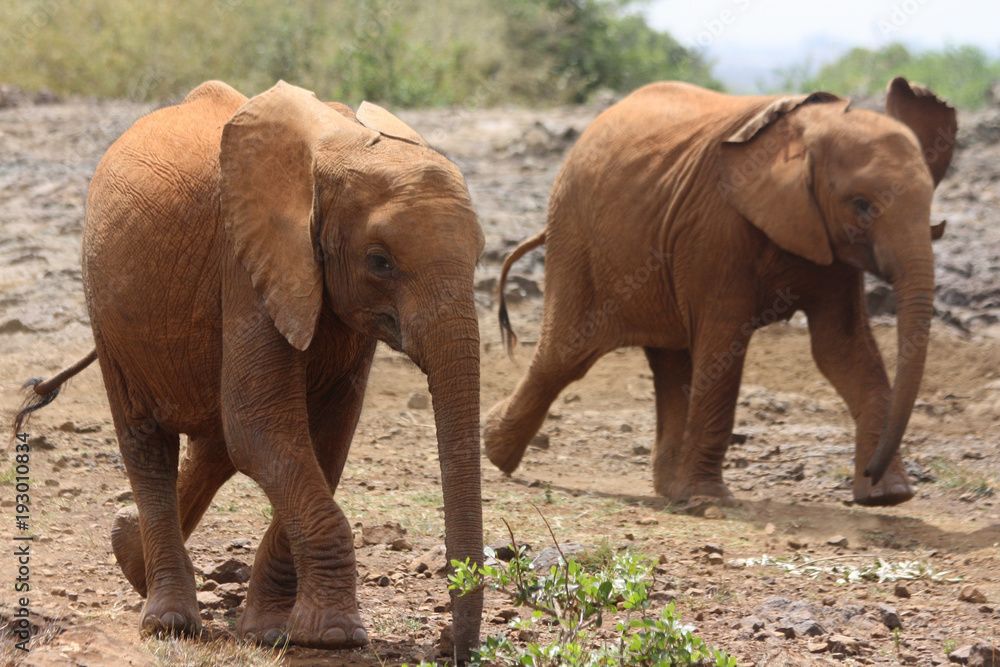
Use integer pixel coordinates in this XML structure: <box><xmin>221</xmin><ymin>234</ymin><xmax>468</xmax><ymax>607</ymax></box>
<box><xmin>1</xmin><ymin>95</ymin><xmax>998</xmax><ymax>666</ymax></box>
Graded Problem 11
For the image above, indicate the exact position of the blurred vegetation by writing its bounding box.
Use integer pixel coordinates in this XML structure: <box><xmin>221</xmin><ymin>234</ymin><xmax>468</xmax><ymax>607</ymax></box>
<box><xmin>777</xmin><ymin>43</ymin><xmax>1000</xmax><ymax>109</ymax></box>
<box><xmin>0</xmin><ymin>0</ymin><xmax>718</xmax><ymax>106</ymax></box>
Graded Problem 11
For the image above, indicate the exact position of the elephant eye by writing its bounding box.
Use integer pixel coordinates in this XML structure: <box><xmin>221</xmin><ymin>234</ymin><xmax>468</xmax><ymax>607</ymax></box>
<box><xmin>852</xmin><ymin>196</ymin><xmax>873</xmax><ymax>218</ymax></box>
<box><xmin>366</xmin><ymin>250</ymin><xmax>394</xmax><ymax>275</ymax></box>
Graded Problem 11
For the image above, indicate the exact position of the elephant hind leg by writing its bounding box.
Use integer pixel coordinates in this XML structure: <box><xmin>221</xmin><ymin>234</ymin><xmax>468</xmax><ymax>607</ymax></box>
<box><xmin>113</xmin><ymin>437</ymin><xmax>235</xmax><ymax>598</ymax></box>
<box><xmin>644</xmin><ymin>347</ymin><xmax>693</xmax><ymax>497</ymax></box>
<box><xmin>484</xmin><ymin>335</ymin><xmax>604</xmax><ymax>474</ymax></box>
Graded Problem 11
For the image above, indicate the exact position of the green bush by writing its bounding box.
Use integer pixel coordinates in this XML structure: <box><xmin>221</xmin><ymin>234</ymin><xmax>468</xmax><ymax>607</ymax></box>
<box><xmin>448</xmin><ymin>543</ymin><xmax>736</xmax><ymax>666</ymax></box>
<box><xmin>0</xmin><ymin>0</ymin><xmax>717</xmax><ymax>106</ymax></box>
<box><xmin>790</xmin><ymin>43</ymin><xmax>1000</xmax><ymax>109</ymax></box>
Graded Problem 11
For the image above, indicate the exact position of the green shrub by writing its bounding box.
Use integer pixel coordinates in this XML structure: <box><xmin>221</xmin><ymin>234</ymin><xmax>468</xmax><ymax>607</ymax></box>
<box><xmin>448</xmin><ymin>542</ymin><xmax>736</xmax><ymax>666</ymax></box>
<box><xmin>788</xmin><ymin>43</ymin><xmax>1000</xmax><ymax>109</ymax></box>
<box><xmin>0</xmin><ymin>0</ymin><xmax>716</xmax><ymax>106</ymax></box>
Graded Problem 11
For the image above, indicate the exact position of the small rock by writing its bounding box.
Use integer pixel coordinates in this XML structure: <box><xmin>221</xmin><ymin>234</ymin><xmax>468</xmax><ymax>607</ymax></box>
<box><xmin>792</xmin><ymin>620</ymin><xmax>826</xmax><ymax>637</ymax></box>
<box><xmin>730</xmin><ymin>433</ymin><xmax>748</xmax><ymax>445</ymax></box>
<box><xmin>636</xmin><ymin>517</ymin><xmax>658</xmax><ymax>526</ymax></box>
<box><xmin>894</xmin><ymin>582</ymin><xmax>911</xmax><ymax>598</ymax></box>
<box><xmin>619</xmin><ymin>423</ymin><xmax>633</xmax><ymax>433</ymax></box>
<box><xmin>407</xmin><ymin>393</ymin><xmax>430</xmax><ymax>410</ymax></box>
<box><xmin>959</xmin><ymin>585</ymin><xmax>988</xmax><ymax>604</ymax></box>
<box><xmin>29</xmin><ymin>435</ymin><xmax>56</xmax><ymax>451</ymax></box>
<box><xmin>706</xmin><ymin>554</ymin><xmax>725</xmax><ymax>566</ymax></box>
<box><xmin>685</xmin><ymin>497</ymin><xmax>725</xmax><ymax>518</ymax></box>
<box><xmin>827</xmin><ymin>535</ymin><xmax>849</xmax><ymax>548</ymax></box>
<box><xmin>529</xmin><ymin>433</ymin><xmax>550</xmax><ymax>450</ymax></box>
<box><xmin>962</xmin><ymin>451</ymin><xmax>985</xmax><ymax>460</ymax></box>
<box><xmin>740</xmin><ymin>616</ymin><xmax>765</xmax><ymax>632</ymax></box>
<box><xmin>879</xmin><ymin>603</ymin><xmax>902</xmax><ymax>629</ymax></box>
<box><xmin>228</xmin><ymin>538</ymin><xmax>252</xmax><ymax>551</ymax></box>
<box><xmin>531</xmin><ymin>543</ymin><xmax>588</xmax><ymax>570</ymax></box>
<box><xmin>487</xmin><ymin>539</ymin><xmax>520</xmax><ymax>562</ymax></box>
<box><xmin>59</xmin><ymin>421</ymin><xmax>76</xmax><ymax>432</ymax></box>
<box><xmin>632</xmin><ymin>444</ymin><xmax>650</xmax><ymax>455</ymax></box>
<box><xmin>410</xmin><ymin>544</ymin><xmax>448</xmax><ymax>576</ymax></box>
<box><xmin>363</xmin><ymin>521</ymin><xmax>407</xmax><ymax>546</ymax></box>
<box><xmin>764</xmin><ymin>522</ymin><xmax>776</xmax><ymax>535</ymax></box>
<box><xmin>214</xmin><ymin>583</ymin><xmax>245</xmax><ymax>608</ymax></box>
<box><xmin>199</xmin><ymin>580</ymin><xmax>218</xmax><ymax>592</ymax></box>
<box><xmin>949</xmin><ymin>642</ymin><xmax>997</xmax><ymax>666</ymax></box>
<box><xmin>203</xmin><ymin>558</ymin><xmax>251</xmax><ymax>584</ymax></box>
<box><xmin>196</xmin><ymin>591</ymin><xmax>225</xmax><ymax>610</ymax></box>
<box><xmin>113</xmin><ymin>489</ymin><xmax>134</xmax><ymax>503</ymax></box>
<box><xmin>377</xmin><ymin>575</ymin><xmax>391</xmax><ymax>587</ymax></box>
<box><xmin>900</xmin><ymin>651</ymin><xmax>919</xmax><ymax>664</ymax></box>
<box><xmin>701</xmin><ymin>543</ymin><xmax>723</xmax><ymax>555</ymax></box>
<box><xmin>827</xmin><ymin>634</ymin><xmax>861</xmax><ymax>656</ymax></box>
<box><xmin>806</xmin><ymin>640</ymin><xmax>828</xmax><ymax>653</ymax></box>
<box><xmin>787</xmin><ymin>538</ymin><xmax>805</xmax><ymax>550</ymax></box>
<box><xmin>563</xmin><ymin>393</ymin><xmax>581</xmax><ymax>404</ymax></box>
<box><xmin>703</xmin><ymin>505</ymin><xmax>725</xmax><ymax>520</ymax></box>
<box><xmin>390</xmin><ymin>538</ymin><xmax>413</xmax><ymax>552</ymax></box>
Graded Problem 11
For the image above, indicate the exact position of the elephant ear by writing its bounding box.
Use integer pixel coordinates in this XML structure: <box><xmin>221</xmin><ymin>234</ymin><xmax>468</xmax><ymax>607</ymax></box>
<box><xmin>355</xmin><ymin>101</ymin><xmax>427</xmax><ymax>146</ymax></box>
<box><xmin>220</xmin><ymin>81</ymin><xmax>376</xmax><ymax>351</ymax></box>
<box><xmin>719</xmin><ymin>93</ymin><xmax>846</xmax><ymax>266</ymax></box>
<box><xmin>885</xmin><ymin>77</ymin><xmax>956</xmax><ymax>186</ymax></box>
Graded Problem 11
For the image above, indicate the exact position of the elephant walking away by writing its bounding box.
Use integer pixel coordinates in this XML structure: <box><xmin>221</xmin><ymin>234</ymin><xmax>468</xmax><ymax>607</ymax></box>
<box><xmin>484</xmin><ymin>77</ymin><xmax>955</xmax><ymax>508</ymax></box>
<box><xmin>14</xmin><ymin>80</ymin><xmax>485</xmax><ymax>658</ymax></box>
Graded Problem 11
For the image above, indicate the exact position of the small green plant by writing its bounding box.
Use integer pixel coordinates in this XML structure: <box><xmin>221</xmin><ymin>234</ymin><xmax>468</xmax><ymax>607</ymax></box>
<box><xmin>929</xmin><ymin>459</ymin><xmax>996</xmax><ymax>500</ymax></box>
<box><xmin>449</xmin><ymin>518</ymin><xmax>736</xmax><ymax>667</ymax></box>
<box><xmin>544</xmin><ymin>481</ymin><xmax>554</xmax><ymax>504</ymax></box>
<box><xmin>891</xmin><ymin>627</ymin><xmax>903</xmax><ymax>655</ymax></box>
<box><xmin>942</xmin><ymin>638</ymin><xmax>958</xmax><ymax>656</ymax></box>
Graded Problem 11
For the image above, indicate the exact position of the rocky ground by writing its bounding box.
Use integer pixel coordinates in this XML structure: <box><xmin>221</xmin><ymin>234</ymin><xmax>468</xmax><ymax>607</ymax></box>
<box><xmin>0</xmin><ymin>88</ymin><xmax>998</xmax><ymax>666</ymax></box>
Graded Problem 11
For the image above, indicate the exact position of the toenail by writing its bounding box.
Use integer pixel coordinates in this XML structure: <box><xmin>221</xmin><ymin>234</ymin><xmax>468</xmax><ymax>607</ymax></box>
<box><xmin>322</xmin><ymin>627</ymin><xmax>348</xmax><ymax>645</ymax></box>
<box><xmin>352</xmin><ymin>628</ymin><xmax>369</xmax><ymax>645</ymax></box>
<box><xmin>262</xmin><ymin>628</ymin><xmax>287</xmax><ymax>647</ymax></box>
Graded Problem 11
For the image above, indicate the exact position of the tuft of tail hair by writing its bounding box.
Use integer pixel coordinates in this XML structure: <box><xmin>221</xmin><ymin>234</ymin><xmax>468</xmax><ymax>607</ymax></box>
<box><xmin>11</xmin><ymin>349</ymin><xmax>98</xmax><ymax>438</ymax></box>
<box><xmin>496</xmin><ymin>230</ymin><xmax>546</xmax><ymax>360</ymax></box>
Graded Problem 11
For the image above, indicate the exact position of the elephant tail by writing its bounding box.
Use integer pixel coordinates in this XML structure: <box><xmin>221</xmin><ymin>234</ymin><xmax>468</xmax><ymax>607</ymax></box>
<box><xmin>12</xmin><ymin>348</ymin><xmax>98</xmax><ymax>437</ymax></box>
<box><xmin>498</xmin><ymin>230</ymin><xmax>546</xmax><ymax>359</ymax></box>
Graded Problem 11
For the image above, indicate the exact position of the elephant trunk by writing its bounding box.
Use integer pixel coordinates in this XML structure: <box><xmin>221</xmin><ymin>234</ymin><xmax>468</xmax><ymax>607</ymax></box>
<box><xmin>413</xmin><ymin>290</ymin><xmax>483</xmax><ymax>662</ymax></box>
<box><xmin>865</xmin><ymin>248</ymin><xmax>935</xmax><ymax>484</ymax></box>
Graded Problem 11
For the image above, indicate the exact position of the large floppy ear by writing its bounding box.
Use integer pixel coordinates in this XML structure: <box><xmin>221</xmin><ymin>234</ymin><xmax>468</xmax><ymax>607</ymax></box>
<box><xmin>719</xmin><ymin>93</ymin><xmax>846</xmax><ymax>266</ymax></box>
<box><xmin>355</xmin><ymin>101</ymin><xmax>427</xmax><ymax>146</ymax></box>
<box><xmin>885</xmin><ymin>77</ymin><xmax>957</xmax><ymax>187</ymax></box>
<box><xmin>220</xmin><ymin>81</ymin><xmax>375</xmax><ymax>351</ymax></box>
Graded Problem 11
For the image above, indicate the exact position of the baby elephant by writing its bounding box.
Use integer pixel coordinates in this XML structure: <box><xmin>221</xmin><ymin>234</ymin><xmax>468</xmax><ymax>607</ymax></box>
<box><xmin>16</xmin><ymin>81</ymin><xmax>484</xmax><ymax>657</ymax></box>
<box><xmin>485</xmin><ymin>77</ymin><xmax>955</xmax><ymax>508</ymax></box>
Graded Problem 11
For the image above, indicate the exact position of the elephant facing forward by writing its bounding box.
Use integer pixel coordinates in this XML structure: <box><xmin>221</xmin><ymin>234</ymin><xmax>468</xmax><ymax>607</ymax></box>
<box><xmin>485</xmin><ymin>77</ymin><xmax>955</xmax><ymax>507</ymax></box>
<box><xmin>15</xmin><ymin>81</ymin><xmax>484</xmax><ymax>657</ymax></box>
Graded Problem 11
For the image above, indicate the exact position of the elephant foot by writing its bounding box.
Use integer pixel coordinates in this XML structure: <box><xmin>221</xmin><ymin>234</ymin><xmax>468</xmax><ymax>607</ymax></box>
<box><xmin>853</xmin><ymin>456</ymin><xmax>914</xmax><ymax>506</ymax></box>
<box><xmin>287</xmin><ymin>598</ymin><xmax>368</xmax><ymax>649</ymax></box>
<box><xmin>238</xmin><ymin>600</ymin><xmax>293</xmax><ymax>648</ymax></box>
<box><xmin>112</xmin><ymin>505</ymin><xmax>148</xmax><ymax>597</ymax></box>
<box><xmin>140</xmin><ymin>592</ymin><xmax>201</xmax><ymax>637</ymax></box>
<box><xmin>655</xmin><ymin>473</ymin><xmax>736</xmax><ymax>507</ymax></box>
<box><xmin>483</xmin><ymin>401</ymin><xmax>529</xmax><ymax>474</ymax></box>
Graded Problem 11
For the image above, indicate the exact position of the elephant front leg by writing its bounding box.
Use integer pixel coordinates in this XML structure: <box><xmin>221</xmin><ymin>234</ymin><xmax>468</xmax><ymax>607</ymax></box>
<box><xmin>807</xmin><ymin>287</ymin><xmax>913</xmax><ymax>505</ymax></box>
<box><xmin>239</xmin><ymin>373</ymin><xmax>369</xmax><ymax>647</ymax></box>
<box><xmin>659</xmin><ymin>334</ymin><xmax>748</xmax><ymax>505</ymax></box>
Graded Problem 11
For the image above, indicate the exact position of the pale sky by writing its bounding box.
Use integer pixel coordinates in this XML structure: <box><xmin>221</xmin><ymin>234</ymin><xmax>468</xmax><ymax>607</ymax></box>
<box><xmin>643</xmin><ymin>0</ymin><xmax>1000</xmax><ymax>90</ymax></box>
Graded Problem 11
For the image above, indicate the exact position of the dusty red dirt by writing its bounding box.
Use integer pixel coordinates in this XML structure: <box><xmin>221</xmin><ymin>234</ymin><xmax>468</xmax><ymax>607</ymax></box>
<box><xmin>1</xmin><ymin>94</ymin><xmax>998</xmax><ymax>666</ymax></box>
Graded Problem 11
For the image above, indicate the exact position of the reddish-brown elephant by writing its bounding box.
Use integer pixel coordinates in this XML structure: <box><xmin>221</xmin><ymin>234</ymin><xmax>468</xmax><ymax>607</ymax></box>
<box><xmin>15</xmin><ymin>81</ymin><xmax>484</xmax><ymax>657</ymax></box>
<box><xmin>484</xmin><ymin>77</ymin><xmax>955</xmax><ymax>508</ymax></box>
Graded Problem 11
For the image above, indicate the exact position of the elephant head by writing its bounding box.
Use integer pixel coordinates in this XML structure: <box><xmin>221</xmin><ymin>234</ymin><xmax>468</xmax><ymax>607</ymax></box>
<box><xmin>719</xmin><ymin>77</ymin><xmax>956</xmax><ymax>485</ymax></box>
<box><xmin>219</xmin><ymin>82</ymin><xmax>484</xmax><ymax>658</ymax></box>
